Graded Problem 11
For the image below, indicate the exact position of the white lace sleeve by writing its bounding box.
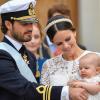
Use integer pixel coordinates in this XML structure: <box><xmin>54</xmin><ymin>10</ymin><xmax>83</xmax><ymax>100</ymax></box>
<box><xmin>40</xmin><ymin>60</ymin><xmax>50</xmax><ymax>85</ymax></box>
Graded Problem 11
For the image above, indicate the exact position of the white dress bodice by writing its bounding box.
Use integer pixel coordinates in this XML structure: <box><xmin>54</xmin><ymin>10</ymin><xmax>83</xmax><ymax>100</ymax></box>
<box><xmin>40</xmin><ymin>50</ymin><xmax>100</xmax><ymax>100</ymax></box>
<box><xmin>40</xmin><ymin>50</ymin><xmax>92</xmax><ymax>86</ymax></box>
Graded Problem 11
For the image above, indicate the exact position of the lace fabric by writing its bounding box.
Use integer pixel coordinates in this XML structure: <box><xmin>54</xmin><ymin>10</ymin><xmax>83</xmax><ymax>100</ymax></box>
<box><xmin>40</xmin><ymin>50</ymin><xmax>100</xmax><ymax>86</ymax></box>
<box><xmin>40</xmin><ymin>54</ymin><xmax>80</xmax><ymax>86</ymax></box>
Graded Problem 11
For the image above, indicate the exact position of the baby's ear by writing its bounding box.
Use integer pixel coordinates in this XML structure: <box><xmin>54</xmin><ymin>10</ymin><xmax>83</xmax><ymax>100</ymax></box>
<box><xmin>96</xmin><ymin>67</ymin><xmax>100</xmax><ymax>74</ymax></box>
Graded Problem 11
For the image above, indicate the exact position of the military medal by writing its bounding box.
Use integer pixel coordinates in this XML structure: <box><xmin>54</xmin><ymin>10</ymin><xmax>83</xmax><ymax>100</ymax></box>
<box><xmin>23</xmin><ymin>54</ymin><xmax>29</xmax><ymax>64</ymax></box>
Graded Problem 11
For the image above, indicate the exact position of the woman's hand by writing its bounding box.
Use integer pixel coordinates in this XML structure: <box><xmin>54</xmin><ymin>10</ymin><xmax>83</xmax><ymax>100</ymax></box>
<box><xmin>69</xmin><ymin>87</ymin><xmax>88</xmax><ymax>100</ymax></box>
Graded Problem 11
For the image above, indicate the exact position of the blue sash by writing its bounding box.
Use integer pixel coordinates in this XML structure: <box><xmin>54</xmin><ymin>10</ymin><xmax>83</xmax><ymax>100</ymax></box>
<box><xmin>0</xmin><ymin>42</ymin><xmax>37</xmax><ymax>83</ymax></box>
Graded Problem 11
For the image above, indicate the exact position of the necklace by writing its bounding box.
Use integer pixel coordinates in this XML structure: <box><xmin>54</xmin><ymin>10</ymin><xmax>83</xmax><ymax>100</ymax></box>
<box><xmin>36</xmin><ymin>60</ymin><xmax>40</xmax><ymax>78</ymax></box>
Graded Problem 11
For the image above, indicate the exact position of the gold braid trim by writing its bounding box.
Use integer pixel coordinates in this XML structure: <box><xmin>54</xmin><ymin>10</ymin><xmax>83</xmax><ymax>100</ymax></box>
<box><xmin>36</xmin><ymin>85</ymin><xmax>46</xmax><ymax>100</ymax></box>
<box><xmin>36</xmin><ymin>85</ymin><xmax>52</xmax><ymax>100</ymax></box>
<box><xmin>11</xmin><ymin>15</ymin><xmax>36</xmax><ymax>21</ymax></box>
<box><xmin>11</xmin><ymin>3</ymin><xmax>37</xmax><ymax>21</ymax></box>
<box><xmin>46</xmin><ymin>86</ymin><xmax>49</xmax><ymax>100</ymax></box>
<box><xmin>48</xmin><ymin>86</ymin><xmax>52</xmax><ymax>100</ymax></box>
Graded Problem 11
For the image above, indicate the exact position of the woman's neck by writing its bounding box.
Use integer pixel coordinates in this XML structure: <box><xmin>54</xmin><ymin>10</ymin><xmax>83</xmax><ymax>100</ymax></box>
<box><xmin>32</xmin><ymin>51</ymin><xmax>40</xmax><ymax>59</ymax></box>
<box><xmin>62</xmin><ymin>47</ymin><xmax>85</xmax><ymax>61</ymax></box>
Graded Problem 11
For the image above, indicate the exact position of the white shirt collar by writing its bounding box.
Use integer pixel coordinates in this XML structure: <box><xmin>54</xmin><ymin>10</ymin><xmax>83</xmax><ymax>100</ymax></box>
<box><xmin>5</xmin><ymin>35</ymin><xmax>22</xmax><ymax>51</ymax></box>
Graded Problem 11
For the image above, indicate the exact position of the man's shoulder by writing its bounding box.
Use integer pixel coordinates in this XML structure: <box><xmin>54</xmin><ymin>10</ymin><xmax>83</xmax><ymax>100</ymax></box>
<box><xmin>0</xmin><ymin>49</ymin><xmax>12</xmax><ymax>57</ymax></box>
<box><xmin>0</xmin><ymin>49</ymin><xmax>15</xmax><ymax>64</ymax></box>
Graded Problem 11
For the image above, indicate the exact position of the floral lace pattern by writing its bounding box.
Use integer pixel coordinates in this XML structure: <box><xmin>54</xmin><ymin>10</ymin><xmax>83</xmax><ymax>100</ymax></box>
<box><xmin>40</xmin><ymin>55</ymin><xmax>80</xmax><ymax>86</ymax></box>
<box><xmin>40</xmin><ymin>51</ymin><xmax>100</xmax><ymax>86</ymax></box>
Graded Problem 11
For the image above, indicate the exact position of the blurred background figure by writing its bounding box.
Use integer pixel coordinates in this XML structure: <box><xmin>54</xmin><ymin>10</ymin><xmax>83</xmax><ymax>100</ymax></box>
<box><xmin>24</xmin><ymin>22</ymin><xmax>52</xmax><ymax>83</ymax></box>
<box><xmin>44</xmin><ymin>4</ymin><xmax>86</xmax><ymax>57</ymax></box>
<box><xmin>47</xmin><ymin>4</ymin><xmax>71</xmax><ymax>19</ymax></box>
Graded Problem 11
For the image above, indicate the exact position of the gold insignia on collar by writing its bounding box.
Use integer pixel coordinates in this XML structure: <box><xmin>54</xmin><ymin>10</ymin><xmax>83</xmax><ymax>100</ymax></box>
<box><xmin>23</xmin><ymin>54</ymin><xmax>29</xmax><ymax>65</ymax></box>
<box><xmin>28</xmin><ymin>3</ymin><xmax>36</xmax><ymax>17</ymax></box>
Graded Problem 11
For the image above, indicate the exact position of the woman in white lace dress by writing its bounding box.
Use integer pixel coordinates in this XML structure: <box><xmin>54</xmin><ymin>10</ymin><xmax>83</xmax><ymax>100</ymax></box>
<box><xmin>40</xmin><ymin>15</ymin><xmax>100</xmax><ymax>99</ymax></box>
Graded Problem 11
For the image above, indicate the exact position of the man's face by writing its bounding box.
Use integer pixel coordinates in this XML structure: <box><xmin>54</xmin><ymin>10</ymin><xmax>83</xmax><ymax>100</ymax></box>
<box><xmin>6</xmin><ymin>20</ymin><xmax>33</xmax><ymax>42</ymax></box>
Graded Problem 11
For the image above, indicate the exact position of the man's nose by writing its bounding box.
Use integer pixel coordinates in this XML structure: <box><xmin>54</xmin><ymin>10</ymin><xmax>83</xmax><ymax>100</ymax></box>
<box><xmin>26</xmin><ymin>24</ymin><xmax>33</xmax><ymax>31</ymax></box>
<box><xmin>27</xmin><ymin>23</ymin><xmax>33</xmax><ymax>28</ymax></box>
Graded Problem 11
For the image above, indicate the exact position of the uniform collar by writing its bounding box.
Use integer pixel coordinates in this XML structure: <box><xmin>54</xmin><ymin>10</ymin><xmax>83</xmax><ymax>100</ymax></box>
<box><xmin>5</xmin><ymin>35</ymin><xmax>22</xmax><ymax>51</ymax></box>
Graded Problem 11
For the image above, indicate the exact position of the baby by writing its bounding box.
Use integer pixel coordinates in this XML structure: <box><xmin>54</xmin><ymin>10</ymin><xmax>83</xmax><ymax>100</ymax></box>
<box><xmin>68</xmin><ymin>53</ymin><xmax>100</xmax><ymax>100</ymax></box>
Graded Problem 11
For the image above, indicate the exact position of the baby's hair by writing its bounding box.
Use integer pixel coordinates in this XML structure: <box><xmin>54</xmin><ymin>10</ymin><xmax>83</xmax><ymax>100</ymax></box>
<box><xmin>80</xmin><ymin>53</ymin><xmax>100</xmax><ymax>67</ymax></box>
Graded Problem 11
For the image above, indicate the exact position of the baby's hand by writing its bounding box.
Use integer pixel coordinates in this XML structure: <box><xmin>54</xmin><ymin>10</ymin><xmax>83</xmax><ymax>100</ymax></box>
<box><xmin>68</xmin><ymin>80</ymin><xmax>84</xmax><ymax>88</ymax></box>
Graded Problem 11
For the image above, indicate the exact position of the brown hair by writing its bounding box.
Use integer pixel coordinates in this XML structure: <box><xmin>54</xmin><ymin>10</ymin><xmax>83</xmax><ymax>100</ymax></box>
<box><xmin>46</xmin><ymin>15</ymin><xmax>75</xmax><ymax>41</ymax></box>
<box><xmin>48</xmin><ymin>4</ymin><xmax>71</xmax><ymax>20</ymax></box>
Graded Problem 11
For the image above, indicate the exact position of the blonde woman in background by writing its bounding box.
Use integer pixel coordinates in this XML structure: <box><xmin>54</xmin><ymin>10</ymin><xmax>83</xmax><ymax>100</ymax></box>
<box><xmin>24</xmin><ymin>22</ymin><xmax>51</xmax><ymax>83</ymax></box>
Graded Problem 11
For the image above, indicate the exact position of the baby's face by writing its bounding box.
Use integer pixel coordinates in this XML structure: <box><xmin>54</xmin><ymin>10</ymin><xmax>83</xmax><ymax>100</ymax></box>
<box><xmin>79</xmin><ymin>61</ymin><xmax>97</xmax><ymax>78</ymax></box>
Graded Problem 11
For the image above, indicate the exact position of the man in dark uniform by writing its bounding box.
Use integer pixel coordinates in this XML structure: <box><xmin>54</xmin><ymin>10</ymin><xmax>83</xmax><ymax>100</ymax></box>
<box><xmin>0</xmin><ymin>0</ymin><xmax>88</xmax><ymax>100</ymax></box>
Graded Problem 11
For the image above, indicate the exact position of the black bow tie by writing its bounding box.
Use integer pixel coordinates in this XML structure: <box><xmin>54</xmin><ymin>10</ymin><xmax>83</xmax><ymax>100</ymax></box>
<box><xmin>19</xmin><ymin>45</ymin><xmax>29</xmax><ymax>64</ymax></box>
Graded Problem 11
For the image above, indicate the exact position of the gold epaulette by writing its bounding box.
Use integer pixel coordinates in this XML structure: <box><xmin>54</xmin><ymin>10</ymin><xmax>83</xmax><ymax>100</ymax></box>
<box><xmin>36</xmin><ymin>85</ymin><xmax>52</xmax><ymax>100</ymax></box>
